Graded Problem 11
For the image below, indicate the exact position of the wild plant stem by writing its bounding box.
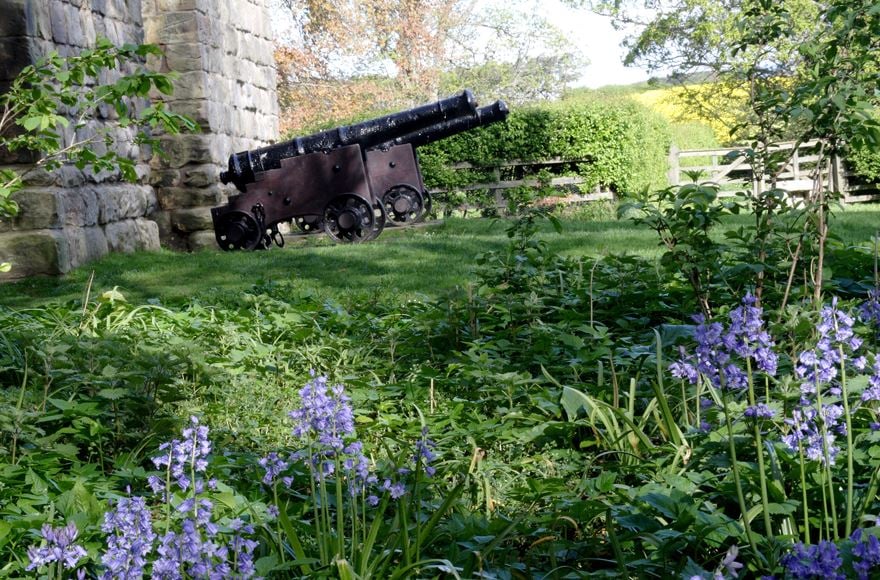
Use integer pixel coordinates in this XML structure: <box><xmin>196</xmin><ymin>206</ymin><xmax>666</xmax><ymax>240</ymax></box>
<box><xmin>797</xmin><ymin>442</ymin><xmax>810</xmax><ymax>543</ymax></box>
<box><xmin>721</xmin><ymin>389</ymin><xmax>759</xmax><ymax>557</ymax></box>
<box><xmin>838</xmin><ymin>346</ymin><xmax>854</xmax><ymax>537</ymax></box>
<box><xmin>746</xmin><ymin>359</ymin><xmax>773</xmax><ymax>538</ymax></box>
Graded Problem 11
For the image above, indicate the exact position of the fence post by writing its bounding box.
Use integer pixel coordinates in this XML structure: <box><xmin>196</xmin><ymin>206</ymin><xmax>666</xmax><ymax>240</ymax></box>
<box><xmin>831</xmin><ymin>151</ymin><xmax>848</xmax><ymax>199</ymax></box>
<box><xmin>668</xmin><ymin>144</ymin><xmax>680</xmax><ymax>185</ymax></box>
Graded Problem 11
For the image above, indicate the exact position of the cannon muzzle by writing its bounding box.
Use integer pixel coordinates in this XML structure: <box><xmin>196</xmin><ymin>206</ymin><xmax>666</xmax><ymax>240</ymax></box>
<box><xmin>221</xmin><ymin>89</ymin><xmax>479</xmax><ymax>191</ymax></box>
<box><xmin>372</xmin><ymin>100</ymin><xmax>509</xmax><ymax>150</ymax></box>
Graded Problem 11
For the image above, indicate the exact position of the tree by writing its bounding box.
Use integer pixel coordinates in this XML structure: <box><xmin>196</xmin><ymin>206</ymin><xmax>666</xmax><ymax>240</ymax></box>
<box><xmin>273</xmin><ymin>0</ymin><xmax>583</xmax><ymax>133</ymax></box>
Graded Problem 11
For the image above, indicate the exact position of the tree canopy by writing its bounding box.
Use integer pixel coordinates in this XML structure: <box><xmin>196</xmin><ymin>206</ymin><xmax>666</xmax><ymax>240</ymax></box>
<box><xmin>273</xmin><ymin>0</ymin><xmax>584</xmax><ymax>133</ymax></box>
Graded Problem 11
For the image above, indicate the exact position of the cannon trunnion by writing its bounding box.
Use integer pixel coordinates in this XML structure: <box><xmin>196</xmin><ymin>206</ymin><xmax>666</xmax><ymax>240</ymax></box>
<box><xmin>211</xmin><ymin>90</ymin><xmax>508</xmax><ymax>249</ymax></box>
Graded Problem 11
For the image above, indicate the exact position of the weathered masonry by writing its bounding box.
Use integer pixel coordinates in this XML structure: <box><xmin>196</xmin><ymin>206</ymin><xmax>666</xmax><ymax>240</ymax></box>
<box><xmin>0</xmin><ymin>0</ymin><xmax>279</xmax><ymax>279</ymax></box>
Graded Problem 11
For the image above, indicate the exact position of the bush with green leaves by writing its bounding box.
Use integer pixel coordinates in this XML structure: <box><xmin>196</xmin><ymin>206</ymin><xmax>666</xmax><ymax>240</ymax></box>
<box><xmin>419</xmin><ymin>96</ymin><xmax>672</xmax><ymax>213</ymax></box>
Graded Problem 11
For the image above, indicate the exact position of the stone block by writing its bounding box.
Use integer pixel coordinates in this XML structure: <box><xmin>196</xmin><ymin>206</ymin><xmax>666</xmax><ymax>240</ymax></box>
<box><xmin>0</xmin><ymin>0</ymin><xmax>26</xmax><ymax>37</ymax></box>
<box><xmin>187</xmin><ymin>229</ymin><xmax>218</xmax><ymax>251</ymax></box>
<box><xmin>154</xmin><ymin>134</ymin><xmax>222</xmax><ymax>167</ymax></box>
<box><xmin>0</xmin><ymin>36</ymin><xmax>32</xmax><ymax>82</ymax></box>
<box><xmin>104</xmin><ymin>218</ymin><xmax>160</xmax><ymax>252</ymax></box>
<box><xmin>98</xmin><ymin>185</ymin><xmax>154</xmax><ymax>223</ymax></box>
<box><xmin>170</xmin><ymin>207</ymin><xmax>212</xmax><ymax>232</ymax></box>
<box><xmin>157</xmin><ymin>184</ymin><xmax>223</xmax><ymax>209</ymax></box>
<box><xmin>59</xmin><ymin>187</ymin><xmax>100</xmax><ymax>227</ymax></box>
<box><xmin>0</xmin><ymin>229</ymin><xmax>64</xmax><ymax>280</ymax></box>
<box><xmin>63</xmin><ymin>225</ymin><xmax>109</xmax><ymax>269</ymax></box>
<box><xmin>0</xmin><ymin>189</ymin><xmax>62</xmax><ymax>232</ymax></box>
<box><xmin>144</xmin><ymin>11</ymin><xmax>202</xmax><ymax>45</ymax></box>
<box><xmin>49</xmin><ymin>2</ymin><xmax>69</xmax><ymax>44</ymax></box>
<box><xmin>149</xmin><ymin>208</ymin><xmax>172</xmax><ymax>240</ymax></box>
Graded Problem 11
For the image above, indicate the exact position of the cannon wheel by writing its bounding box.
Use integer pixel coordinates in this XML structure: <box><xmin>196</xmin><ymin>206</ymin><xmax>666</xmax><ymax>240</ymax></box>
<box><xmin>294</xmin><ymin>214</ymin><xmax>324</xmax><ymax>234</ymax></box>
<box><xmin>323</xmin><ymin>194</ymin><xmax>384</xmax><ymax>243</ymax></box>
<box><xmin>215</xmin><ymin>210</ymin><xmax>263</xmax><ymax>251</ymax></box>
<box><xmin>382</xmin><ymin>184</ymin><xmax>426</xmax><ymax>224</ymax></box>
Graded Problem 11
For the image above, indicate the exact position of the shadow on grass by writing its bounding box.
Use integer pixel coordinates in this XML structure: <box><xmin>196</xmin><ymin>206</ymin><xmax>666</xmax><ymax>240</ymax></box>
<box><xmin>4</xmin><ymin>206</ymin><xmax>880</xmax><ymax>308</ymax></box>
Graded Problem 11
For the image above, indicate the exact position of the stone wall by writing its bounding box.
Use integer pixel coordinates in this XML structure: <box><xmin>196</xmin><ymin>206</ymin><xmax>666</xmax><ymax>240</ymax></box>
<box><xmin>0</xmin><ymin>0</ymin><xmax>278</xmax><ymax>279</ymax></box>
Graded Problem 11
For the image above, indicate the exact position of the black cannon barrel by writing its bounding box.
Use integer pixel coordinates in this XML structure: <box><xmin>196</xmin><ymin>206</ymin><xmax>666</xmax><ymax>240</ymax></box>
<box><xmin>221</xmin><ymin>89</ymin><xmax>479</xmax><ymax>191</ymax></box>
<box><xmin>372</xmin><ymin>100</ymin><xmax>509</xmax><ymax>150</ymax></box>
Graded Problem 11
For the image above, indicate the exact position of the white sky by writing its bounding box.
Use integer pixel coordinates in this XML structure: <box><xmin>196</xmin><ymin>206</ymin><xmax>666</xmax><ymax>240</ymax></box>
<box><xmin>537</xmin><ymin>1</ymin><xmax>654</xmax><ymax>88</ymax></box>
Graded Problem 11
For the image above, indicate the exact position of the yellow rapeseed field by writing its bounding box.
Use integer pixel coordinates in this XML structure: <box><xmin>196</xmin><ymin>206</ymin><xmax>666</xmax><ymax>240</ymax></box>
<box><xmin>632</xmin><ymin>84</ymin><xmax>746</xmax><ymax>145</ymax></box>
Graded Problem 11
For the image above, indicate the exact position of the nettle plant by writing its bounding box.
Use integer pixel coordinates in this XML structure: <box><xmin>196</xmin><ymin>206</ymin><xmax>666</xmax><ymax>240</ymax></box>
<box><xmin>0</xmin><ymin>37</ymin><xmax>196</xmax><ymax>269</ymax></box>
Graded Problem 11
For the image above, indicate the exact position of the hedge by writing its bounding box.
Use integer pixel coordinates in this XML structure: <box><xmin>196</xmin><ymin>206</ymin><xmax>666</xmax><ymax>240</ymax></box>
<box><xmin>418</xmin><ymin>96</ymin><xmax>672</xmax><ymax>197</ymax></box>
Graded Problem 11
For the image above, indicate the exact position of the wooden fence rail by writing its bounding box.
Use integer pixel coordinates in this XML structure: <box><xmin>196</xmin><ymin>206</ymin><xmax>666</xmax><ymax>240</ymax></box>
<box><xmin>428</xmin><ymin>158</ymin><xmax>614</xmax><ymax>213</ymax></box>
<box><xmin>668</xmin><ymin>140</ymin><xmax>879</xmax><ymax>202</ymax></box>
<box><xmin>429</xmin><ymin>142</ymin><xmax>880</xmax><ymax>213</ymax></box>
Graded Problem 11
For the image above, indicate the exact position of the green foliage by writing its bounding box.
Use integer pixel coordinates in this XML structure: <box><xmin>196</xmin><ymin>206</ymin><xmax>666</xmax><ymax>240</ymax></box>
<box><xmin>419</xmin><ymin>96</ymin><xmax>672</xmax><ymax>211</ymax></box>
<box><xmin>0</xmin><ymin>38</ymin><xmax>196</xmax><ymax>223</ymax></box>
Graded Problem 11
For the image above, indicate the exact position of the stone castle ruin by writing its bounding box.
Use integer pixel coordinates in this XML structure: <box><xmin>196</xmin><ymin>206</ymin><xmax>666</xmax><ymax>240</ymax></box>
<box><xmin>0</xmin><ymin>0</ymin><xmax>279</xmax><ymax>279</ymax></box>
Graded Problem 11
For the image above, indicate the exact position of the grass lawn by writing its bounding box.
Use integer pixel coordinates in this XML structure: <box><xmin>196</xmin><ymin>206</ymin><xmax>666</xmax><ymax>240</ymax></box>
<box><xmin>2</xmin><ymin>203</ymin><xmax>879</xmax><ymax>308</ymax></box>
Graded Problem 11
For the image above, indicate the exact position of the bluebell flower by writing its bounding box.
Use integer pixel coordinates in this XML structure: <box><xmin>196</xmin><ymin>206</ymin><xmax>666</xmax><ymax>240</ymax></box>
<box><xmin>851</xmin><ymin>528</ymin><xmax>880</xmax><ymax>580</ymax></box>
<box><xmin>864</xmin><ymin>357</ymin><xmax>880</xmax><ymax>402</ymax></box>
<box><xmin>781</xmin><ymin>539</ymin><xmax>845</xmax><ymax>579</ymax></box>
<box><xmin>152</xmin><ymin>416</ymin><xmax>212</xmax><ymax>493</ymax></box>
<box><xmin>782</xmin><ymin>406</ymin><xmax>842</xmax><ymax>465</ymax></box>
<box><xmin>412</xmin><ymin>426</ymin><xmax>438</xmax><ymax>477</ymax></box>
<box><xmin>259</xmin><ymin>452</ymin><xmax>289</xmax><ymax>486</ymax></box>
<box><xmin>860</xmin><ymin>288</ymin><xmax>880</xmax><ymax>330</ymax></box>
<box><xmin>26</xmin><ymin>522</ymin><xmax>87</xmax><ymax>571</ymax></box>
<box><xmin>100</xmin><ymin>496</ymin><xmax>156</xmax><ymax>579</ymax></box>
<box><xmin>671</xmin><ymin>294</ymin><xmax>777</xmax><ymax>391</ymax></box>
<box><xmin>744</xmin><ymin>403</ymin><xmax>776</xmax><ymax>420</ymax></box>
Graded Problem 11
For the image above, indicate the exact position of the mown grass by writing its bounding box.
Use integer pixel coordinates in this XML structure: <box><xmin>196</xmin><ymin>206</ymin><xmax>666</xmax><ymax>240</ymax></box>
<box><xmin>2</xmin><ymin>203</ymin><xmax>879</xmax><ymax>308</ymax></box>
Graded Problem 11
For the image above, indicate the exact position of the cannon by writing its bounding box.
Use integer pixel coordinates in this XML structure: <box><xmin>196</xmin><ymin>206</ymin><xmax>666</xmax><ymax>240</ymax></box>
<box><xmin>211</xmin><ymin>90</ymin><xmax>509</xmax><ymax>249</ymax></box>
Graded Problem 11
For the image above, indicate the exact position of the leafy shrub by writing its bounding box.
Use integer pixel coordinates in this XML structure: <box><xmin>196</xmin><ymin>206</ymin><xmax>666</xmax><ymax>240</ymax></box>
<box><xmin>419</xmin><ymin>96</ymin><xmax>672</xmax><ymax>210</ymax></box>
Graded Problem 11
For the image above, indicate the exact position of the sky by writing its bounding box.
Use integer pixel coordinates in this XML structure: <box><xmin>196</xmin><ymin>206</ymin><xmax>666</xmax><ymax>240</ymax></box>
<box><xmin>537</xmin><ymin>1</ymin><xmax>654</xmax><ymax>88</ymax></box>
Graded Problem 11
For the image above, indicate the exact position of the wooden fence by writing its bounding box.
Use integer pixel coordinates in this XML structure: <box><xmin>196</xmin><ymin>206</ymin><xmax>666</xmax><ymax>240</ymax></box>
<box><xmin>428</xmin><ymin>158</ymin><xmax>613</xmax><ymax>214</ymax></box>
<box><xmin>668</xmin><ymin>140</ymin><xmax>880</xmax><ymax>203</ymax></box>
<box><xmin>429</xmin><ymin>141</ymin><xmax>880</xmax><ymax>213</ymax></box>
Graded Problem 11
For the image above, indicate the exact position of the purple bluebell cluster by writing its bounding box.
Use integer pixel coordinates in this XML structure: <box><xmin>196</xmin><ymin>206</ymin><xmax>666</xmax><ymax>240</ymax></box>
<box><xmin>778</xmin><ymin>530</ymin><xmax>880</xmax><ymax>580</ymax></box>
<box><xmin>289</xmin><ymin>373</ymin><xmax>356</xmax><ymax>450</ymax></box>
<box><xmin>859</xmin><ymin>288</ymin><xmax>880</xmax><ymax>332</ymax></box>
<box><xmin>670</xmin><ymin>293</ymin><xmax>777</xmax><ymax>390</ymax></box>
<box><xmin>26</xmin><ymin>522</ymin><xmax>88</xmax><ymax>572</ymax></box>
<box><xmin>784</xmin><ymin>300</ymin><xmax>863</xmax><ymax>465</ymax></box>
<box><xmin>782</xmin><ymin>405</ymin><xmax>843</xmax><ymax>464</ymax></box>
<box><xmin>851</xmin><ymin>528</ymin><xmax>880</xmax><ymax>579</ymax></box>
<box><xmin>744</xmin><ymin>403</ymin><xmax>776</xmax><ymax>420</ymax></box>
<box><xmin>412</xmin><ymin>426</ymin><xmax>438</xmax><ymax>477</ymax></box>
<box><xmin>95</xmin><ymin>416</ymin><xmax>258</xmax><ymax>579</ymax></box>
<box><xmin>796</xmin><ymin>299</ymin><xmax>865</xmax><ymax>398</ymax></box>
<box><xmin>863</xmin><ymin>357</ymin><xmax>880</xmax><ymax>402</ymax></box>
<box><xmin>100</xmin><ymin>496</ymin><xmax>156</xmax><ymax>578</ymax></box>
<box><xmin>259</xmin><ymin>452</ymin><xmax>289</xmax><ymax>485</ymax></box>
<box><xmin>781</xmin><ymin>539</ymin><xmax>845</xmax><ymax>579</ymax></box>
<box><xmin>150</xmin><ymin>415</ymin><xmax>212</xmax><ymax>494</ymax></box>
<box><xmin>287</xmin><ymin>374</ymin><xmax>378</xmax><ymax>498</ymax></box>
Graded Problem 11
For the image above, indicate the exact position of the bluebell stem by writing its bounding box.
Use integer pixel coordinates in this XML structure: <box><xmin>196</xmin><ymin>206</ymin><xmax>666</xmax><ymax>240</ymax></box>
<box><xmin>781</xmin><ymin>540</ymin><xmax>844</xmax><ymax>579</ymax></box>
<box><xmin>26</xmin><ymin>522</ymin><xmax>87</xmax><ymax>571</ymax></box>
<box><xmin>100</xmin><ymin>496</ymin><xmax>156</xmax><ymax>579</ymax></box>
